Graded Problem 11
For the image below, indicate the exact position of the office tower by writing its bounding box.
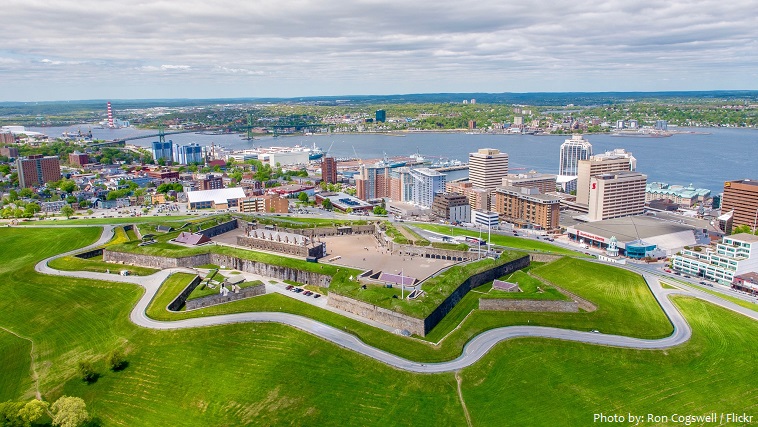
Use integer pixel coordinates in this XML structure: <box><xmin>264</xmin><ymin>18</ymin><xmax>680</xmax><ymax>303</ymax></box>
<box><xmin>152</xmin><ymin>140</ymin><xmax>173</xmax><ymax>163</ymax></box>
<box><xmin>721</xmin><ymin>179</ymin><xmax>758</xmax><ymax>230</ymax></box>
<box><xmin>375</xmin><ymin>109</ymin><xmax>386</xmax><ymax>123</ymax></box>
<box><xmin>587</xmin><ymin>171</ymin><xmax>647</xmax><ymax>222</ymax></box>
<box><xmin>559</xmin><ymin>135</ymin><xmax>593</xmax><ymax>176</ymax></box>
<box><xmin>576</xmin><ymin>149</ymin><xmax>636</xmax><ymax>205</ymax></box>
<box><xmin>469</xmin><ymin>148</ymin><xmax>509</xmax><ymax>191</ymax></box>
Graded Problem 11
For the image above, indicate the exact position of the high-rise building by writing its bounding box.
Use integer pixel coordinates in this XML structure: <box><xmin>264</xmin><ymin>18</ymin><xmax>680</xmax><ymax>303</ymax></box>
<box><xmin>492</xmin><ymin>186</ymin><xmax>561</xmax><ymax>232</ymax></box>
<box><xmin>375</xmin><ymin>109</ymin><xmax>386</xmax><ymax>123</ymax></box>
<box><xmin>587</xmin><ymin>171</ymin><xmax>647</xmax><ymax>222</ymax></box>
<box><xmin>356</xmin><ymin>163</ymin><xmax>392</xmax><ymax>200</ymax></box>
<box><xmin>409</xmin><ymin>168</ymin><xmax>446</xmax><ymax>208</ymax></box>
<box><xmin>432</xmin><ymin>193</ymin><xmax>471</xmax><ymax>223</ymax></box>
<box><xmin>559</xmin><ymin>135</ymin><xmax>593</xmax><ymax>176</ymax></box>
<box><xmin>16</xmin><ymin>155</ymin><xmax>61</xmax><ymax>188</ymax></box>
<box><xmin>1</xmin><ymin>146</ymin><xmax>19</xmax><ymax>158</ymax></box>
<box><xmin>389</xmin><ymin>167</ymin><xmax>414</xmax><ymax>202</ymax></box>
<box><xmin>152</xmin><ymin>140</ymin><xmax>173</xmax><ymax>163</ymax></box>
<box><xmin>502</xmin><ymin>171</ymin><xmax>557</xmax><ymax>195</ymax></box>
<box><xmin>721</xmin><ymin>179</ymin><xmax>758</xmax><ymax>230</ymax></box>
<box><xmin>68</xmin><ymin>151</ymin><xmax>89</xmax><ymax>167</ymax></box>
<box><xmin>576</xmin><ymin>149</ymin><xmax>636</xmax><ymax>205</ymax></box>
<box><xmin>173</xmin><ymin>143</ymin><xmax>204</xmax><ymax>165</ymax></box>
<box><xmin>445</xmin><ymin>181</ymin><xmax>489</xmax><ymax>211</ymax></box>
<box><xmin>321</xmin><ymin>157</ymin><xmax>338</xmax><ymax>184</ymax></box>
<box><xmin>469</xmin><ymin>148</ymin><xmax>509</xmax><ymax>191</ymax></box>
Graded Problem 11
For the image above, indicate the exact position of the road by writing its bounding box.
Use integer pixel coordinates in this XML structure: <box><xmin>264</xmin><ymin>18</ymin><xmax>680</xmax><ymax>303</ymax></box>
<box><xmin>34</xmin><ymin>225</ymin><xmax>758</xmax><ymax>374</ymax></box>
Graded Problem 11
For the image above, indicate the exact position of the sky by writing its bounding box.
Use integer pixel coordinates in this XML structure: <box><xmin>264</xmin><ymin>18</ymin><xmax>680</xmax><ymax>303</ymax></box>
<box><xmin>1</xmin><ymin>0</ymin><xmax>757</xmax><ymax>101</ymax></box>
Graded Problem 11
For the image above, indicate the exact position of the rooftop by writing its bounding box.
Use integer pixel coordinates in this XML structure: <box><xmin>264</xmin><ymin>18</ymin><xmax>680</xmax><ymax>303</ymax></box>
<box><xmin>187</xmin><ymin>187</ymin><xmax>246</xmax><ymax>204</ymax></box>
<box><xmin>728</xmin><ymin>233</ymin><xmax>758</xmax><ymax>243</ymax></box>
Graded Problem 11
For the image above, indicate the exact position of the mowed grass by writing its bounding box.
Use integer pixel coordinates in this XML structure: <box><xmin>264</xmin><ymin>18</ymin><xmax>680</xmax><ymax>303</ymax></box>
<box><xmin>459</xmin><ymin>297</ymin><xmax>758</xmax><ymax>425</ymax></box>
<box><xmin>531</xmin><ymin>258</ymin><xmax>673</xmax><ymax>337</ymax></box>
<box><xmin>30</xmin><ymin>215</ymin><xmax>199</xmax><ymax>225</ymax></box>
<box><xmin>0</xmin><ymin>330</ymin><xmax>33</xmax><ymax>401</ymax></box>
<box><xmin>48</xmin><ymin>255</ymin><xmax>159</xmax><ymax>276</ymax></box>
<box><xmin>62</xmin><ymin>324</ymin><xmax>465</xmax><ymax>427</ymax></box>
<box><xmin>413</xmin><ymin>223</ymin><xmax>585</xmax><ymax>256</ymax></box>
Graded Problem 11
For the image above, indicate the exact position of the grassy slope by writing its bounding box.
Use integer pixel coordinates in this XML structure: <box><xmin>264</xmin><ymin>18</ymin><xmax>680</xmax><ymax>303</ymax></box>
<box><xmin>481</xmin><ymin>270</ymin><xmax>568</xmax><ymax>300</ymax></box>
<box><xmin>0</xmin><ymin>330</ymin><xmax>32</xmax><ymax>401</ymax></box>
<box><xmin>413</xmin><ymin>223</ymin><xmax>584</xmax><ymax>257</ymax></box>
<box><xmin>532</xmin><ymin>258</ymin><xmax>672</xmax><ymax>337</ymax></box>
<box><xmin>48</xmin><ymin>255</ymin><xmax>159</xmax><ymax>276</ymax></box>
<box><xmin>460</xmin><ymin>297</ymin><xmax>758</xmax><ymax>425</ymax></box>
<box><xmin>30</xmin><ymin>215</ymin><xmax>198</xmax><ymax>225</ymax></box>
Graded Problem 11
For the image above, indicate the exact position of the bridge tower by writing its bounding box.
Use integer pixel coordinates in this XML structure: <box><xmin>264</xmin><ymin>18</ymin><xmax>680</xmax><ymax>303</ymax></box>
<box><xmin>158</xmin><ymin>124</ymin><xmax>165</xmax><ymax>144</ymax></box>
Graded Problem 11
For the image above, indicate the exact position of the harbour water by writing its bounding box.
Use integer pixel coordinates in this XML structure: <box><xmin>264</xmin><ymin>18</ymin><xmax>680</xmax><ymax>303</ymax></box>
<box><xmin>30</xmin><ymin>125</ymin><xmax>758</xmax><ymax>193</ymax></box>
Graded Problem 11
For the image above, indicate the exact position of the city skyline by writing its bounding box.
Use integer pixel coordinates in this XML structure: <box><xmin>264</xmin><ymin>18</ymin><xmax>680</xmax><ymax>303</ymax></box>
<box><xmin>1</xmin><ymin>0</ymin><xmax>757</xmax><ymax>101</ymax></box>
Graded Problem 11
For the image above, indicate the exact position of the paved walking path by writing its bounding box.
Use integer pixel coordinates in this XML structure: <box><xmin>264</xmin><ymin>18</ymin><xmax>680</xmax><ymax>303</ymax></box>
<box><xmin>34</xmin><ymin>226</ymin><xmax>758</xmax><ymax>373</ymax></box>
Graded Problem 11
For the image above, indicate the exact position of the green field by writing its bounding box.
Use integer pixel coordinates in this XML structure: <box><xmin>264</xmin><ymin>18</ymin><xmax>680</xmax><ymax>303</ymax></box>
<box><xmin>0</xmin><ymin>330</ymin><xmax>33</xmax><ymax>402</ymax></box>
<box><xmin>460</xmin><ymin>297</ymin><xmax>758</xmax><ymax>425</ymax></box>
<box><xmin>412</xmin><ymin>223</ymin><xmax>584</xmax><ymax>256</ymax></box>
<box><xmin>29</xmin><ymin>215</ymin><xmax>200</xmax><ymax>225</ymax></box>
<box><xmin>2</xmin><ymin>226</ymin><xmax>756</xmax><ymax>426</ymax></box>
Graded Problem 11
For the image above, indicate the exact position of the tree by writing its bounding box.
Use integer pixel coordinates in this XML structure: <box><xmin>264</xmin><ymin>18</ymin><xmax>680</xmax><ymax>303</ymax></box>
<box><xmin>19</xmin><ymin>187</ymin><xmax>33</xmax><ymax>198</ymax></box>
<box><xmin>61</xmin><ymin>205</ymin><xmax>74</xmax><ymax>219</ymax></box>
<box><xmin>51</xmin><ymin>396</ymin><xmax>89</xmax><ymax>427</ymax></box>
<box><xmin>157</xmin><ymin>158</ymin><xmax>166</xmax><ymax>166</ymax></box>
<box><xmin>58</xmin><ymin>179</ymin><xmax>77</xmax><ymax>194</ymax></box>
<box><xmin>107</xmin><ymin>348</ymin><xmax>127</xmax><ymax>371</ymax></box>
<box><xmin>297</xmin><ymin>192</ymin><xmax>309</xmax><ymax>203</ymax></box>
<box><xmin>18</xmin><ymin>399</ymin><xmax>48</xmax><ymax>426</ymax></box>
<box><xmin>24</xmin><ymin>203</ymin><xmax>40</xmax><ymax>217</ymax></box>
<box><xmin>373</xmin><ymin>205</ymin><xmax>387</xmax><ymax>215</ymax></box>
<box><xmin>77</xmin><ymin>360</ymin><xmax>96</xmax><ymax>383</ymax></box>
<box><xmin>321</xmin><ymin>198</ymin><xmax>332</xmax><ymax>210</ymax></box>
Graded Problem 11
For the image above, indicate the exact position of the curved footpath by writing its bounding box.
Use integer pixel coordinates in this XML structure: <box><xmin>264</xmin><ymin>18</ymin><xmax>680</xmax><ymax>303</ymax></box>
<box><xmin>34</xmin><ymin>226</ymin><xmax>758</xmax><ymax>374</ymax></box>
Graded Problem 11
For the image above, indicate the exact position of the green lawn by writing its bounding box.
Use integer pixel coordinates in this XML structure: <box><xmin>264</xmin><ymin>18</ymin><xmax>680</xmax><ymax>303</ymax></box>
<box><xmin>30</xmin><ymin>215</ymin><xmax>200</xmax><ymax>225</ymax></box>
<box><xmin>460</xmin><ymin>297</ymin><xmax>758</xmax><ymax>425</ymax></box>
<box><xmin>662</xmin><ymin>278</ymin><xmax>758</xmax><ymax>313</ymax></box>
<box><xmin>0</xmin><ymin>330</ymin><xmax>32</xmax><ymax>401</ymax></box>
<box><xmin>413</xmin><ymin>223</ymin><xmax>584</xmax><ymax>257</ymax></box>
<box><xmin>48</xmin><ymin>255</ymin><xmax>159</xmax><ymax>276</ymax></box>
<box><xmin>3</xmin><ymin>226</ymin><xmax>757</xmax><ymax>426</ymax></box>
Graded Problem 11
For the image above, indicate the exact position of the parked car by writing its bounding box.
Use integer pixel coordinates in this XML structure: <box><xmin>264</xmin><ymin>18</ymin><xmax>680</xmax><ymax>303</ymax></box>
<box><xmin>313</xmin><ymin>294</ymin><xmax>321</xmax><ymax>299</ymax></box>
<box><xmin>286</xmin><ymin>285</ymin><xmax>294</xmax><ymax>290</ymax></box>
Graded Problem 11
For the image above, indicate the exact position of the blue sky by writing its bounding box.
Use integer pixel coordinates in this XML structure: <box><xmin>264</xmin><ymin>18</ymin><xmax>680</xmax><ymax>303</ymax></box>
<box><xmin>1</xmin><ymin>0</ymin><xmax>756</xmax><ymax>101</ymax></box>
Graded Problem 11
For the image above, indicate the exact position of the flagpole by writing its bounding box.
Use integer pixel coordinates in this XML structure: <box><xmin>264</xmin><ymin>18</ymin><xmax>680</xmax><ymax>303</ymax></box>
<box><xmin>401</xmin><ymin>268</ymin><xmax>404</xmax><ymax>299</ymax></box>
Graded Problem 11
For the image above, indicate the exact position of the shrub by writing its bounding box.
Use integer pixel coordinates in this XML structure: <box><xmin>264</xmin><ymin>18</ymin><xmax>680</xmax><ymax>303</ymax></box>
<box><xmin>107</xmin><ymin>348</ymin><xmax>127</xmax><ymax>371</ymax></box>
<box><xmin>77</xmin><ymin>360</ymin><xmax>97</xmax><ymax>383</ymax></box>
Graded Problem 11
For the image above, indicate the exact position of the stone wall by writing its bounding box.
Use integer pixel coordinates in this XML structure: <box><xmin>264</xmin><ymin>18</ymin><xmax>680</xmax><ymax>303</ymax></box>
<box><xmin>185</xmin><ymin>283</ymin><xmax>266</xmax><ymax>310</ymax></box>
<box><xmin>328</xmin><ymin>293</ymin><xmax>426</xmax><ymax>336</ymax></box>
<box><xmin>199</xmin><ymin>219</ymin><xmax>240</xmax><ymax>238</ymax></box>
<box><xmin>529</xmin><ymin>253</ymin><xmax>564</xmax><ymax>263</ymax></box>
<box><xmin>236</xmin><ymin>236</ymin><xmax>325</xmax><ymax>258</ymax></box>
<box><xmin>103</xmin><ymin>250</ymin><xmax>334</xmax><ymax>287</ymax></box>
<box><xmin>209</xmin><ymin>254</ymin><xmax>332</xmax><ymax>287</ymax></box>
<box><xmin>479</xmin><ymin>299</ymin><xmax>579</xmax><ymax>312</ymax></box>
<box><xmin>388</xmin><ymin>241</ymin><xmax>476</xmax><ymax>262</ymax></box>
<box><xmin>423</xmin><ymin>255</ymin><xmax>531</xmax><ymax>334</ymax></box>
<box><xmin>167</xmin><ymin>274</ymin><xmax>202</xmax><ymax>311</ymax></box>
<box><xmin>74</xmin><ymin>248</ymin><xmax>103</xmax><ymax>259</ymax></box>
<box><xmin>273</xmin><ymin>224</ymin><xmax>376</xmax><ymax>238</ymax></box>
<box><xmin>103</xmin><ymin>250</ymin><xmax>211</xmax><ymax>269</ymax></box>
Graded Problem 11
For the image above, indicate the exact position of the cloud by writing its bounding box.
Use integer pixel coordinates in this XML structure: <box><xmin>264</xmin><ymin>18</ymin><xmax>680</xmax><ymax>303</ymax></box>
<box><xmin>0</xmin><ymin>0</ymin><xmax>756</xmax><ymax>100</ymax></box>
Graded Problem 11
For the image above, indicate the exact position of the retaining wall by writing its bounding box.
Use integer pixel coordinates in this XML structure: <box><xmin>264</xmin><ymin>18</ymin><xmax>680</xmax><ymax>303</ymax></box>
<box><xmin>328</xmin><ymin>294</ymin><xmax>425</xmax><ymax>336</ymax></box>
<box><xmin>75</xmin><ymin>248</ymin><xmax>103</xmax><ymax>259</ymax></box>
<box><xmin>529</xmin><ymin>253</ymin><xmax>564</xmax><ymax>263</ymax></box>
<box><xmin>103</xmin><ymin>250</ymin><xmax>333</xmax><ymax>287</ymax></box>
<box><xmin>479</xmin><ymin>299</ymin><xmax>579</xmax><ymax>312</ymax></box>
<box><xmin>209</xmin><ymin>254</ymin><xmax>332</xmax><ymax>287</ymax></box>
<box><xmin>185</xmin><ymin>283</ymin><xmax>266</xmax><ymax>310</ymax></box>
<box><xmin>423</xmin><ymin>255</ymin><xmax>531</xmax><ymax>334</ymax></box>
<box><xmin>198</xmin><ymin>219</ymin><xmax>240</xmax><ymax>238</ymax></box>
<box><xmin>168</xmin><ymin>275</ymin><xmax>202</xmax><ymax>311</ymax></box>
<box><xmin>103</xmin><ymin>250</ymin><xmax>211</xmax><ymax>268</ymax></box>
